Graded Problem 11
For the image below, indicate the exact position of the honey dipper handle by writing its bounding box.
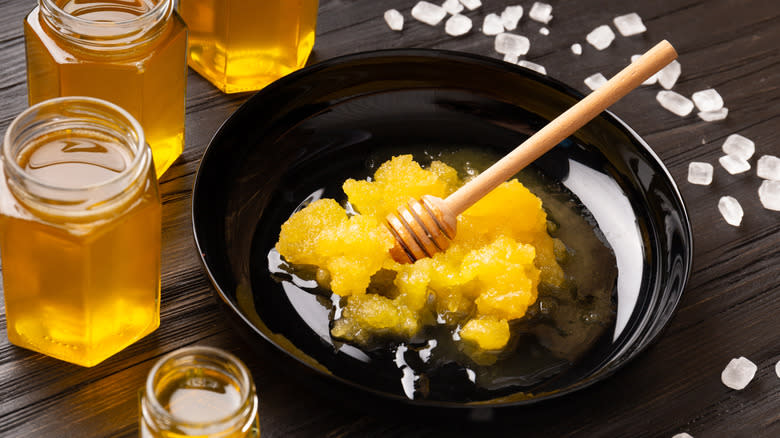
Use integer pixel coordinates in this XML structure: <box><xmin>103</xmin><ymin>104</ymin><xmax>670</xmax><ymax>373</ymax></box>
<box><xmin>443</xmin><ymin>40</ymin><xmax>678</xmax><ymax>216</ymax></box>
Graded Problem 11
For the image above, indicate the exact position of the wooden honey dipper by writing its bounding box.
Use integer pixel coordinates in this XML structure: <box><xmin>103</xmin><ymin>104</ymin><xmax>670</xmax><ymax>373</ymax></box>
<box><xmin>387</xmin><ymin>40</ymin><xmax>678</xmax><ymax>263</ymax></box>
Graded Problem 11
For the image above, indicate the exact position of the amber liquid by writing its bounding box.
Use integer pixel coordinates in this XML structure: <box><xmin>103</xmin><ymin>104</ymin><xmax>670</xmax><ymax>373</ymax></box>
<box><xmin>24</xmin><ymin>0</ymin><xmax>188</xmax><ymax>177</ymax></box>
<box><xmin>142</xmin><ymin>369</ymin><xmax>259</xmax><ymax>437</ymax></box>
<box><xmin>180</xmin><ymin>0</ymin><xmax>318</xmax><ymax>93</ymax></box>
<box><xmin>0</xmin><ymin>131</ymin><xmax>161</xmax><ymax>367</ymax></box>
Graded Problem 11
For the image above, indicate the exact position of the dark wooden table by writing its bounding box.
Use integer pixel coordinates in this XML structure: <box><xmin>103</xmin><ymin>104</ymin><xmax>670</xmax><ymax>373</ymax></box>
<box><xmin>1</xmin><ymin>0</ymin><xmax>778</xmax><ymax>436</ymax></box>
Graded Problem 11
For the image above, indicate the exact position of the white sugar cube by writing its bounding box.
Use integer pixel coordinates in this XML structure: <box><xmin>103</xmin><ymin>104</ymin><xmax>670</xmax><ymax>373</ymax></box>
<box><xmin>721</xmin><ymin>357</ymin><xmax>757</xmax><ymax>389</ymax></box>
<box><xmin>658</xmin><ymin>60</ymin><xmax>681</xmax><ymax>89</ymax></box>
<box><xmin>656</xmin><ymin>90</ymin><xmax>694</xmax><ymax>116</ymax></box>
<box><xmin>458</xmin><ymin>0</ymin><xmax>481</xmax><ymax>11</ymax></box>
<box><xmin>698</xmin><ymin>108</ymin><xmax>728</xmax><ymax>122</ymax></box>
<box><xmin>757</xmin><ymin>155</ymin><xmax>780</xmax><ymax>181</ymax></box>
<box><xmin>482</xmin><ymin>13</ymin><xmax>504</xmax><ymax>36</ymax></box>
<box><xmin>518</xmin><ymin>60</ymin><xmax>546</xmax><ymax>75</ymax></box>
<box><xmin>584</xmin><ymin>73</ymin><xmax>607</xmax><ymax>91</ymax></box>
<box><xmin>673</xmin><ymin>434</ymin><xmax>694</xmax><ymax>438</ymax></box>
<box><xmin>718</xmin><ymin>196</ymin><xmax>744</xmax><ymax>226</ymax></box>
<box><xmin>759</xmin><ymin>180</ymin><xmax>780</xmax><ymax>211</ymax></box>
<box><xmin>501</xmin><ymin>5</ymin><xmax>523</xmax><ymax>31</ymax></box>
<box><xmin>586</xmin><ymin>25</ymin><xmax>616</xmax><ymax>50</ymax></box>
<box><xmin>571</xmin><ymin>43</ymin><xmax>582</xmax><ymax>55</ymax></box>
<box><xmin>445</xmin><ymin>14</ymin><xmax>472</xmax><ymax>36</ymax></box>
<box><xmin>692</xmin><ymin>89</ymin><xmax>724</xmax><ymax>112</ymax></box>
<box><xmin>722</xmin><ymin>134</ymin><xmax>755</xmax><ymax>160</ymax></box>
<box><xmin>494</xmin><ymin>33</ymin><xmax>530</xmax><ymax>56</ymax></box>
<box><xmin>613</xmin><ymin>13</ymin><xmax>646</xmax><ymax>36</ymax></box>
<box><xmin>412</xmin><ymin>1</ymin><xmax>447</xmax><ymax>26</ymax></box>
<box><xmin>529</xmin><ymin>2</ymin><xmax>553</xmax><ymax>24</ymax></box>
<box><xmin>719</xmin><ymin>155</ymin><xmax>751</xmax><ymax>175</ymax></box>
<box><xmin>384</xmin><ymin>9</ymin><xmax>404</xmax><ymax>31</ymax></box>
<box><xmin>776</xmin><ymin>359</ymin><xmax>780</xmax><ymax>378</ymax></box>
<box><xmin>539</xmin><ymin>27</ymin><xmax>550</xmax><ymax>35</ymax></box>
<box><xmin>442</xmin><ymin>0</ymin><xmax>464</xmax><ymax>15</ymax></box>
<box><xmin>687</xmin><ymin>162</ymin><xmax>713</xmax><ymax>185</ymax></box>
<box><xmin>503</xmin><ymin>53</ymin><xmax>518</xmax><ymax>64</ymax></box>
<box><xmin>632</xmin><ymin>54</ymin><xmax>659</xmax><ymax>85</ymax></box>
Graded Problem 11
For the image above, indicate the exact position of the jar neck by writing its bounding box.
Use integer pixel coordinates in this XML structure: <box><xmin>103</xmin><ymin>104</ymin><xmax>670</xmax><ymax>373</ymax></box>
<box><xmin>2</xmin><ymin>97</ymin><xmax>151</xmax><ymax>221</ymax></box>
<box><xmin>38</xmin><ymin>0</ymin><xmax>173</xmax><ymax>51</ymax></box>
<box><xmin>141</xmin><ymin>347</ymin><xmax>259</xmax><ymax>437</ymax></box>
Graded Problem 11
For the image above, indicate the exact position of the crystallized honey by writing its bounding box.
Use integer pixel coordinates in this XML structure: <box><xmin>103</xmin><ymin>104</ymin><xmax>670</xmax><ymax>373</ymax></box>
<box><xmin>24</xmin><ymin>0</ymin><xmax>188</xmax><ymax>177</ymax></box>
<box><xmin>0</xmin><ymin>98</ymin><xmax>161</xmax><ymax>367</ymax></box>
<box><xmin>276</xmin><ymin>155</ymin><xmax>565</xmax><ymax>359</ymax></box>
<box><xmin>179</xmin><ymin>0</ymin><xmax>318</xmax><ymax>93</ymax></box>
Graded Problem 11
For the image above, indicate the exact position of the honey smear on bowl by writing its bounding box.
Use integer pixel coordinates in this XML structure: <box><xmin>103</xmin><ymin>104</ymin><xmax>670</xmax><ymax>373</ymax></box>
<box><xmin>276</xmin><ymin>154</ymin><xmax>574</xmax><ymax>364</ymax></box>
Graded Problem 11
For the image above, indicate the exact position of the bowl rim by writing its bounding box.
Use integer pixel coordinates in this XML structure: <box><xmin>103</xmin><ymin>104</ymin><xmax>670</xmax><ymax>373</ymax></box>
<box><xmin>191</xmin><ymin>48</ymin><xmax>694</xmax><ymax>408</ymax></box>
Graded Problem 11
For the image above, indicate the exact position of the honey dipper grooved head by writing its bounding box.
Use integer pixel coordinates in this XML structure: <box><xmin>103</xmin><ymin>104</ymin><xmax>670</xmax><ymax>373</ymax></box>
<box><xmin>386</xmin><ymin>195</ymin><xmax>457</xmax><ymax>264</ymax></box>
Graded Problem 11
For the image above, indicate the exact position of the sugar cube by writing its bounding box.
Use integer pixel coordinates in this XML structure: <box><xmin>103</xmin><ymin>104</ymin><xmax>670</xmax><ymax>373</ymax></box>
<box><xmin>721</xmin><ymin>356</ymin><xmax>757</xmax><ymax>389</ymax></box>
<box><xmin>722</xmin><ymin>134</ymin><xmax>755</xmax><ymax>160</ymax></box>
<box><xmin>698</xmin><ymin>108</ymin><xmax>728</xmax><ymax>122</ymax></box>
<box><xmin>584</xmin><ymin>73</ymin><xmax>608</xmax><ymax>91</ymax></box>
<box><xmin>757</xmin><ymin>155</ymin><xmax>780</xmax><ymax>181</ymax></box>
<box><xmin>501</xmin><ymin>5</ymin><xmax>523</xmax><ymax>31</ymax></box>
<box><xmin>692</xmin><ymin>89</ymin><xmax>724</xmax><ymax>112</ymax></box>
<box><xmin>445</xmin><ymin>14</ymin><xmax>472</xmax><ymax>36</ymax></box>
<box><xmin>571</xmin><ymin>43</ymin><xmax>582</xmax><ymax>55</ymax></box>
<box><xmin>687</xmin><ymin>162</ymin><xmax>713</xmax><ymax>185</ymax></box>
<box><xmin>586</xmin><ymin>25</ymin><xmax>616</xmax><ymax>50</ymax></box>
<box><xmin>529</xmin><ymin>2</ymin><xmax>553</xmax><ymax>24</ymax></box>
<box><xmin>384</xmin><ymin>9</ymin><xmax>404</xmax><ymax>31</ymax></box>
<box><xmin>442</xmin><ymin>0</ymin><xmax>464</xmax><ymax>15</ymax></box>
<box><xmin>613</xmin><ymin>13</ymin><xmax>646</xmax><ymax>36</ymax></box>
<box><xmin>459</xmin><ymin>0</ymin><xmax>481</xmax><ymax>11</ymax></box>
<box><xmin>494</xmin><ymin>33</ymin><xmax>530</xmax><ymax>56</ymax></box>
<box><xmin>656</xmin><ymin>90</ymin><xmax>694</xmax><ymax>116</ymax></box>
<box><xmin>412</xmin><ymin>1</ymin><xmax>447</xmax><ymax>26</ymax></box>
<box><xmin>658</xmin><ymin>60</ymin><xmax>681</xmax><ymax>89</ymax></box>
<box><xmin>718</xmin><ymin>196</ymin><xmax>744</xmax><ymax>226</ymax></box>
<box><xmin>518</xmin><ymin>60</ymin><xmax>546</xmax><ymax>75</ymax></box>
<box><xmin>759</xmin><ymin>180</ymin><xmax>780</xmax><ymax>211</ymax></box>
<box><xmin>719</xmin><ymin>155</ymin><xmax>751</xmax><ymax>175</ymax></box>
<box><xmin>482</xmin><ymin>13</ymin><xmax>504</xmax><ymax>36</ymax></box>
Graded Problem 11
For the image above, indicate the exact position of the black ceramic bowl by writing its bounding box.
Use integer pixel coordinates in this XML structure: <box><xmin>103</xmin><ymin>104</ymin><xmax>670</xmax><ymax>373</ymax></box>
<box><xmin>192</xmin><ymin>49</ymin><xmax>692</xmax><ymax>408</ymax></box>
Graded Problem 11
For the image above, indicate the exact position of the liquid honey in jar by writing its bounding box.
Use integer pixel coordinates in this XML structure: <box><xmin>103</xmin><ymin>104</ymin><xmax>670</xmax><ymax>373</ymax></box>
<box><xmin>0</xmin><ymin>97</ymin><xmax>162</xmax><ymax>367</ymax></box>
<box><xmin>178</xmin><ymin>0</ymin><xmax>319</xmax><ymax>93</ymax></box>
<box><xmin>24</xmin><ymin>0</ymin><xmax>188</xmax><ymax>177</ymax></box>
<box><xmin>140</xmin><ymin>346</ymin><xmax>260</xmax><ymax>438</ymax></box>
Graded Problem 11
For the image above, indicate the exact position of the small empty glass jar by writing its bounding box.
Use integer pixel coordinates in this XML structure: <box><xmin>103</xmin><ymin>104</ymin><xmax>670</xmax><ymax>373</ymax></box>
<box><xmin>178</xmin><ymin>0</ymin><xmax>319</xmax><ymax>93</ymax></box>
<box><xmin>140</xmin><ymin>346</ymin><xmax>260</xmax><ymax>438</ymax></box>
<box><xmin>24</xmin><ymin>0</ymin><xmax>188</xmax><ymax>177</ymax></box>
<box><xmin>0</xmin><ymin>97</ymin><xmax>161</xmax><ymax>367</ymax></box>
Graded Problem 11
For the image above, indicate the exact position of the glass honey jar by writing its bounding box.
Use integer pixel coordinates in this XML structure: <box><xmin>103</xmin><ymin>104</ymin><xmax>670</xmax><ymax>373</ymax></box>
<box><xmin>24</xmin><ymin>0</ymin><xmax>188</xmax><ymax>177</ymax></box>
<box><xmin>178</xmin><ymin>0</ymin><xmax>319</xmax><ymax>93</ymax></box>
<box><xmin>140</xmin><ymin>346</ymin><xmax>260</xmax><ymax>438</ymax></box>
<box><xmin>0</xmin><ymin>97</ymin><xmax>162</xmax><ymax>367</ymax></box>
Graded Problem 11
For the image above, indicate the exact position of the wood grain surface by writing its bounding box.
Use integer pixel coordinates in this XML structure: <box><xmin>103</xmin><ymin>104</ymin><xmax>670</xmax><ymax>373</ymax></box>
<box><xmin>1</xmin><ymin>0</ymin><xmax>778</xmax><ymax>437</ymax></box>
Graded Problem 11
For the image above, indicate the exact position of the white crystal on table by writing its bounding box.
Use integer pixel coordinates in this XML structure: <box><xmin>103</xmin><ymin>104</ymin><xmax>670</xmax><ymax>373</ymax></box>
<box><xmin>722</xmin><ymin>134</ymin><xmax>755</xmax><ymax>160</ymax></box>
<box><xmin>759</xmin><ymin>180</ymin><xmax>780</xmax><ymax>211</ymax></box>
<box><xmin>718</xmin><ymin>196</ymin><xmax>744</xmax><ymax>226</ymax></box>
<box><xmin>586</xmin><ymin>25</ymin><xmax>616</xmax><ymax>50</ymax></box>
<box><xmin>412</xmin><ymin>1</ymin><xmax>447</xmax><ymax>26</ymax></box>
<box><xmin>721</xmin><ymin>356</ymin><xmax>757</xmax><ymax>389</ymax></box>
<box><xmin>384</xmin><ymin>9</ymin><xmax>404</xmax><ymax>31</ymax></box>
<box><xmin>501</xmin><ymin>5</ymin><xmax>523</xmax><ymax>31</ymax></box>
<box><xmin>482</xmin><ymin>13</ymin><xmax>504</xmax><ymax>36</ymax></box>
<box><xmin>518</xmin><ymin>60</ymin><xmax>546</xmax><ymax>75</ymax></box>
<box><xmin>529</xmin><ymin>2</ymin><xmax>553</xmax><ymax>24</ymax></box>
<box><xmin>613</xmin><ymin>13</ymin><xmax>647</xmax><ymax>36</ymax></box>
<box><xmin>503</xmin><ymin>53</ymin><xmax>518</xmax><ymax>64</ymax></box>
<box><xmin>584</xmin><ymin>73</ymin><xmax>607</xmax><ymax>91</ymax></box>
<box><xmin>539</xmin><ymin>27</ymin><xmax>550</xmax><ymax>35</ymax></box>
<box><xmin>571</xmin><ymin>43</ymin><xmax>582</xmax><ymax>55</ymax></box>
<box><xmin>658</xmin><ymin>60</ymin><xmax>681</xmax><ymax>89</ymax></box>
<box><xmin>776</xmin><ymin>359</ymin><xmax>780</xmax><ymax>378</ymax></box>
<box><xmin>631</xmin><ymin>54</ymin><xmax>659</xmax><ymax>85</ymax></box>
<box><xmin>692</xmin><ymin>88</ymin><xmax>724</xmax><ymax>112</ymax></box>
<box><xmin>687</xmin><ymin>162</ymin><xmax>713</xmax><ymax>185</ymax></box>
<box><xmin>672</xmin><ymin>434</ymin><xmax>694</xmax><ymax>438</ymax></box>
<box><xmin>757</xmin><ymin>155</ymin><xmax>780</xmax><ymax>181</ymax></box>
<box><xmin>458</xmin><ymin>0</ymin><xmax>481</xmax><ymax>11</ymax></box>
<box><xmin>656</xmin><ymin>90</ymin><xmax>694</xmax><ymax>116</ymax></box>
<box><xmin>719</xmin><ymin>155</ymin><xmax>751</xmax><ymax>175</ymax></box>
<box><xmin>698</xmin><ymin>108</ymin><xmax>729</xmax><ymax>122</ymax></box>
<box><xmin>445</xmin><ymin>14</ymin><xmax>472</xmax><ymax>36</ymax></box>
<box><xmin>494</xmin><ymin>33</ymin><xmax>530</xmax><ymax>56</ymax></box>
<box><xmin>442</xmin><ymin>0</ymin><xmax>463</xmax><ymax>15</ymax></box>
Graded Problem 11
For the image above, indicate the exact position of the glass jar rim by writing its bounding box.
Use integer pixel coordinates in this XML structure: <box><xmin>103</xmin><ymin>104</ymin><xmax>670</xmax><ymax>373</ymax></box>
<box><xmin>143</xmin><ymin>346</ymin><xmax>255</xmax><ymax>428</ymax></box>
<box><xmin>40</xmin><ymin>0</ymin><xmax>171</xmax><ymax>28</ymax></box>
<box><xmin>2</xmin><ymin>96</ymin><xmax>147</xmax><ymax>194</ymax></box>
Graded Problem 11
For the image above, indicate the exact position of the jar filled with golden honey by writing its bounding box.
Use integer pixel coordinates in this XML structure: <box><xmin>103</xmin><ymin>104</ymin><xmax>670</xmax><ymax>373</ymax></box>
<box><xmin>140</xmin><ymin>346</ymin><xmax>260</xmax><ymax>438</ymax></box>
<box><xmin>0</xmin><ymin>97</ymin><xmax>161</xmax><ymax>367</ymax></box>
<box><xmin>178</xmin><ymin>0</ymin><xmax>319</xmax><ymax>93</ymax></box>
<box><xmin>24</xmin><ymin>0</ymin><xmax>187</xmax><ymax>177</ymax></box>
